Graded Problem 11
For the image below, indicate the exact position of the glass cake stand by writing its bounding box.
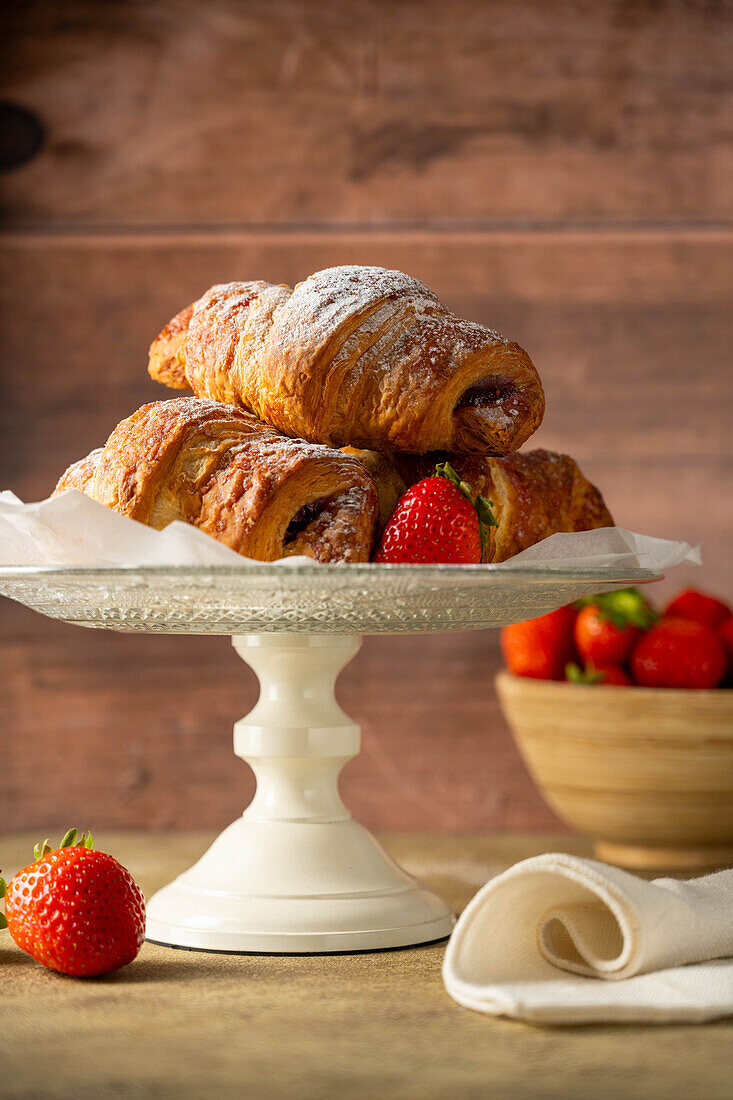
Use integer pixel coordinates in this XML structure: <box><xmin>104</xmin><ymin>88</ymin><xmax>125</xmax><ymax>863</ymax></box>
<box><xmin>0</xmin><ymin>562</ymin><xmax>658</xmax><ymax>954</ymax></box>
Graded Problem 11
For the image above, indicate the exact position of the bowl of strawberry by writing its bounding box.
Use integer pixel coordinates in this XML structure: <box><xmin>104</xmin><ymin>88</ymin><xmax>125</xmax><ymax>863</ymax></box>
<box><xmin>497</xmin><ymin>587</ymin><xmax>733</xmax><ymax>870</ymax></box>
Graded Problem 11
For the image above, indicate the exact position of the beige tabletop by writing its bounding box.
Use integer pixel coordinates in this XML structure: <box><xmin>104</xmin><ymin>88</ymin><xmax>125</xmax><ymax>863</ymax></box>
<box><xmin>1</xmin><ymin>831</ymin><xmax>732</xmax><ymax>1100</ymax></box>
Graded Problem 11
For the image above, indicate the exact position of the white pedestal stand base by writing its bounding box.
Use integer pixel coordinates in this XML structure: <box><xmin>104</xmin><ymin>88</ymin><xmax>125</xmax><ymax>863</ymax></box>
<box><xmin>146</xmin><ymin>635</ymin><xmax>455</xmax><ymax>953</ymax></box>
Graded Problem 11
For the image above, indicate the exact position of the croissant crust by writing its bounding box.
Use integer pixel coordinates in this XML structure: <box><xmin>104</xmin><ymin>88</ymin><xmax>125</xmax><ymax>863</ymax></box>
<box><xmin>54</xmin><ymin>398</ymin><xmax>378</xmax><ymax>563</ymax></box>
<box><xmin>149</xmin><ymin>266</ymin><xmax>545</xmax><ymax>455</ymax></box>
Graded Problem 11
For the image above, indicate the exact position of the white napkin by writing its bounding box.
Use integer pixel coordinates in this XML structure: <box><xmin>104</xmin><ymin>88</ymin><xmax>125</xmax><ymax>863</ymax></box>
<box><xmin>443</xmin><ymin>854</ymin><xmax>733</xmax><ymax>1025</ymax></box>
<box><xmin>0</xmin><ymin>490</ymin><xmax>700</xmax><ymax>571</ymax></box>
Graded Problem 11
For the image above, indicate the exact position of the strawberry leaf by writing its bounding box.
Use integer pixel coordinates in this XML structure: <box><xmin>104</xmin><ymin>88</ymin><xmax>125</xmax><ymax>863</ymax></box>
<box><xmin>0</xmin><ymin>914</ymin><xmax>6</xmax><ymax>931</ymax></box>
<box><xmin>476</xmin><ymin>497</ymin><xmax>497</xmax><ymax>558</ymax></box>
<box><xmin>434</xmin><ymin>461</ymin><xmax>465</xmax><ymax>494</ymax></box>
<box><xmin>566</xmin><ymin>662</ymin><xmax>605</xmax><ymax>685</ymax></box>
<box><xmin>0</xmin><ymin>877</ymin><xmax>6</xmax><ymax>899</ymax></box>
<box><xmin>33</xmin><ymin>828</ymin><xmax>92</xmax><ymax>861</ymax></box>
<box><xmin>34</xmin><ymin>839</ymin><xmax>51</xmax><ymax>862</ymax></box>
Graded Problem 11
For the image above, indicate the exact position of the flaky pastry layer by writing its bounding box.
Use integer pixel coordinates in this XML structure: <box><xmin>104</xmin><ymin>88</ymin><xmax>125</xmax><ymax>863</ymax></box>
<box><xmin>149</xmin><ymin>266</ymin><xmax>545</xmax><ymax>455</ymax></box>
<box><xmin>54</xmin><ymin>398</ymin><xmax>378</xmax><ymax>563</ymax></box>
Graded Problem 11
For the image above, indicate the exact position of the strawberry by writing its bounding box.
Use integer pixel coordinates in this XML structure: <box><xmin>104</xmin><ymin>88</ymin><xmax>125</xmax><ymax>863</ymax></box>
<box><xmin>631</xmin><ymin>618</ymin><xmax>727</xmax><ymax>690</ymax></box>
<box><xmin>501</xmin><ymin>604</ymin><xmax>577</xmax><ymax>680</ymax></box>
<box><xmin>716</xmin><ymin>616</ymin><xmax>733</xmax><ymax>682</ymax></box>
<box><xmin>595</xmin><ymin>666</ymin><xmax>633</xmax><ymax>687</ymax></box>
<box><xmin>1</xmin><ymin>828</ymin><xmax>145</xmax><ymax>977</ymax></box>
<box><xmin>574</xmin><ymin>606</ymin><xmax>640</xmax><ymax>667</ymax></box>
<box><xmin>574</xmin><ymin>587</ymin><xmax>657</xmax><ymax>667</ymax></box>
<box><xmin>566</xmin><ymin>662</ymin><xmax>632</xmax><ymax>687</ymax></box>
<box><xmin>374</xmin><ymin>462</ymin><xmax>496</xmax><ymax>565</ymax></box>
<box><xmin>664</xmin><ymin>588</ymin><xmax>732</xmax><ymax>631</ymax></box>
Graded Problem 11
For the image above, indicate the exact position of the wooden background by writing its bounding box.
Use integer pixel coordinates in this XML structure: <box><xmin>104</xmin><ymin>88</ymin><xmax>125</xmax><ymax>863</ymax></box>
<box><xmin>1</xmin><ymin>0</ymin><xmax>731</xmax><ymax>832</ymax></box>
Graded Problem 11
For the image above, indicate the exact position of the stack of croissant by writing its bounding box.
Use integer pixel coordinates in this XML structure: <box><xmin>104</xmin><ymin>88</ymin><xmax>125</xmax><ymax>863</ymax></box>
<box><xmin>55</xmin><ymin>265</ymin><xmax>612</xmax><ymax>563</ymax></box>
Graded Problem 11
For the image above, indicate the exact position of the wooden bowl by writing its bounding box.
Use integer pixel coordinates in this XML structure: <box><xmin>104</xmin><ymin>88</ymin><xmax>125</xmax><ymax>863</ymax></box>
<box><xmin>496</xmin><ymin>671</ymin><xmax>733</xmax><ymax>870</ymax></box>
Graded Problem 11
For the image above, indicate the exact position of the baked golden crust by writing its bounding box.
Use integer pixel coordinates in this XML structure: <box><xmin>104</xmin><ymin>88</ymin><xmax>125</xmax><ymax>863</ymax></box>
<box><xmin>149</xmin><ymin>304</ymin><xmax>194</xmax><ymax>390</ymax></box>
<box><xmin>54</xmin><ymin>448</ymin><xmax>103</xmax><ymax>495</ymax></box>
<box><xmin>344</xmin><ymin>448</ymin><xmax>613</xmax><ymax>563</ymax></box>
<box><xmin>54</xmin><ymin>398</ymin><xmax>378</xmax><ymax>563</ymax></box>
<box><xmin>149</xmin><ymin>266</ymin><xmax>545</xmax><ymax>455</ymax></box>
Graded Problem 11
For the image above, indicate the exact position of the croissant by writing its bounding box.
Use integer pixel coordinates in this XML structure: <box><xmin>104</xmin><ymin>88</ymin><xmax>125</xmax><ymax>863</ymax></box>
<box><xmin>54</xmin><ymin>398</ymin><xmax>378</xmax><ymax>563</ymax></box>
<box><xmin>344</xmin><ymin>448</ymin><xmax>613</xmax><ymax>563</ymax></box>
<box><xmin>149</xmin><ymin>265</ymin><xmax>545</xmax><ymax>456</ymax></box>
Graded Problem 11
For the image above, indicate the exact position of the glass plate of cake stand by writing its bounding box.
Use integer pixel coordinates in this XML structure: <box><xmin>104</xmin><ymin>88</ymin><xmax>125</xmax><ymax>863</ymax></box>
<box><xmin>0</xmin><ymin>561</ymin><xmax>659</xmax><ymax>954</ymax></box>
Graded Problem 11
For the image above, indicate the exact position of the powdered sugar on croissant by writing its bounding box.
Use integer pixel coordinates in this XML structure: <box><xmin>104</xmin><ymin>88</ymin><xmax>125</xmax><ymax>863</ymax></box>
<box><xmin>149</xmin><ymin>266</ymin><xmax>545</xmax><ymax>455</ymax></box>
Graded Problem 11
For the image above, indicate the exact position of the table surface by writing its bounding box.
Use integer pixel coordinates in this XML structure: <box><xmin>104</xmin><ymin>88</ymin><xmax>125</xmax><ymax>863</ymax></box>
<box><xmin>2</xmin><ymin>831</ymin><xmax>732</xmax><ymax>1100</ymax></box>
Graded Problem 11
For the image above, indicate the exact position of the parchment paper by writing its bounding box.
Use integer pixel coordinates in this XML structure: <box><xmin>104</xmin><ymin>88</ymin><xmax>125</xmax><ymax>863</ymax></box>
<box><xmin>0</xmin><ymin>490</ymin><xmax>700</xmax><ymax>572</ymax></box>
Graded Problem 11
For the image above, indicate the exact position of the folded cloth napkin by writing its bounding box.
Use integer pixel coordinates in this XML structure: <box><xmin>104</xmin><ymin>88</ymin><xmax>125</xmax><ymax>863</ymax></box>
<box><xmin>442</xmin><ymin>853</ymin><xmax>733</xmax><ymax>1025</ymax></box>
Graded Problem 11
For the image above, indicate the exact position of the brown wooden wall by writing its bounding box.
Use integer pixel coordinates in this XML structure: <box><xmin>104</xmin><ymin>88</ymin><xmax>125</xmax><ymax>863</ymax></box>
<box><xmin>1</xmin><ymin>0</ymin><xmax>731</xmax><ymax>832</ymax></box>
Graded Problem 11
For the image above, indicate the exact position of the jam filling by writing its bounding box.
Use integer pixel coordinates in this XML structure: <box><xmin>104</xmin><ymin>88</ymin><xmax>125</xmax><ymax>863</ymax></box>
<box><xmin>457</xmin><ymin>377</ymin><xmax>514</xmax><ymax>409</ymax></box>
<box><xmin>284</xmin><ymin>497</ymin><xmax>330</xmax><ymax>544</ymax></box>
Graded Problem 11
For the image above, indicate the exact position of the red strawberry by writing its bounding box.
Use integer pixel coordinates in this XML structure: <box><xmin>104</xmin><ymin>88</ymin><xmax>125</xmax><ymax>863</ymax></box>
<box><xmin>575</xmin><ymin>606</ymin><xmax>640</xmax><ymax>666</ymax></box>
<box><xmin>631</xmin><ymin>618</ymin><xmax>727</xmax><ymax>690</ymax></box>
<box><xmin>375</xmin><ymin>461</ymin><xmax>496</xmax><ymax>565</ymax></box>
<box><xmin>596</xmin><ymin>665</ymin><xmax>633</xmax><ymax>687</ymax></box>
<box><xmin>574</xmin><ymin>587</ymin><xmax>657</xmax><ymax>667</ymax></box>
<box><xmin>566</xmin><ymin>662</ymin><xmax>632</xmax><ymax>687</ymax></box>
<box><xmin>1</xmin><ymin>829</ymin><xmax>145</xmax><ymax>977</ymax></box>
<box><xmin>501</xmin><ymin>604</ymin><xmax>577</xmax><ymax>680</ymax></box>
<box><xmin>664</xmin><ymin>588</ymin><xmax>732</xmax><ymax>631</ymax></box>
<box><xmin>717</xmin><ymin>616</ymin><xmax>733</xmax><ymax>681</ymax></box>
